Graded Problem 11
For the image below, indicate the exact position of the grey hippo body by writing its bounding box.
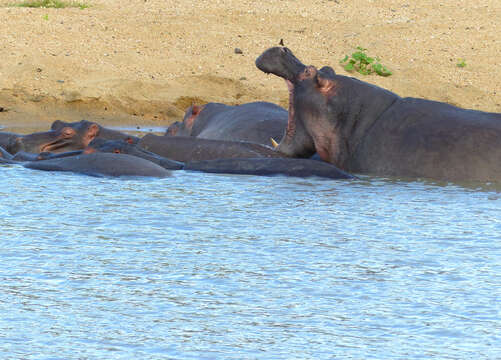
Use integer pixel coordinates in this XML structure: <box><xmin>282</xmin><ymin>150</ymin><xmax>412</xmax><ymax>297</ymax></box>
<box><xmin>166</xmin><ymin>101</ymin><xmax>287</xmax><ymax>146</ymax></box>
<box><xmin>24</xmin><ymin>153</ymin><xmax>171</xmax><ymax>178</ymax></box>
<box><xmin>56</xmin><ymin>138</ymin><xmax>352</xmax><ymax>179</ymax></box>
<box><xmin>85</xmin><ymin>138</ymin><xmax>184</xmax><ymax>170</ymax></box>
<box><xmin>256</xmin><ymin>47</ymin><xmax>501</xmax><ymax>182</ymax></box>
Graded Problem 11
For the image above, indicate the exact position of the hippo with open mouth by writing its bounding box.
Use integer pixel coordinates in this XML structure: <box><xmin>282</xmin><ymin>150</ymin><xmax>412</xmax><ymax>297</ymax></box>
<box><xmin>256</xmin><ymin>47</ymin><xmax>501</xmax><ymax>182</ymax></box>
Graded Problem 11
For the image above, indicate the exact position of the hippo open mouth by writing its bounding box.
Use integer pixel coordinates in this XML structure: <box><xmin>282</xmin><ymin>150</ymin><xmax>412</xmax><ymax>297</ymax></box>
<box><xmin>256</xmin><ymin>47</ymin><xmax>316</xmax><ymax>158</ymax></box>
<box><xmin>40</xmin><ymin>127</ymin><xmax>78</xmax><ymax>153</ymax></box>
<box><xmin>255</xmin><ymin>48</ymin><xmax>303</xmax><ymax>145</ymax></box>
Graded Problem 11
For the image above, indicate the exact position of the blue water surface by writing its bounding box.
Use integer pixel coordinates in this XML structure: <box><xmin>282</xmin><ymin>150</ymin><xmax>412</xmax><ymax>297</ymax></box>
<box><xmin>1</xmin><ymin>164</ymin><xmax>500</xmax><ymax>359</ymax></box>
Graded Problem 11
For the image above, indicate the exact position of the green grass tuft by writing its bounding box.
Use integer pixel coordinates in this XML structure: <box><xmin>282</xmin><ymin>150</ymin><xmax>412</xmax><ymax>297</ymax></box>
<box><xmin>14</xmin><ymin>0</ymin><xmax>89</xmax><ymax>9</ymax></box>
<box><xmin>456</xmin><ymin>59</ymin><xmax>467</xmax><ymax>68</ymax></box>
<box><xmin>340</xmin><ymin>47</ymin><xmax>392</xmax><ymax>77</ymax></box>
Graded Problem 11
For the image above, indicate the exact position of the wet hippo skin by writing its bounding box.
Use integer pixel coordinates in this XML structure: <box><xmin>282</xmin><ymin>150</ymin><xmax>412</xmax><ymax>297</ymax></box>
<box><xmin>85</xmin><ymin>138</ymin><xmax>184</xmax><ymax>170</ymax></box>
<box><xmin>184</xmin><ymin>157</ymin><xmax>354</xmax><ymax>179</ymax></box>
<box><xmin>24</xmin><ymin>153</ymin><xmax>171</xmax><ymax>178</ymax></box>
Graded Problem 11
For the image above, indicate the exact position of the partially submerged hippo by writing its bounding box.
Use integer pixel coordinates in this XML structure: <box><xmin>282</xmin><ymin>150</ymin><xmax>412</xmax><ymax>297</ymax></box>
<box><xmin>51</xmin><ymin>120</ymin><xmax>140</xmax><ymax>144</ymax></box>
<box><xmin>7</xmin><ymin>126</ymin><xmax>92</xmax><ymax>154</ymax></box>
<box><xmin>165</xmin><ymin>101</ymin><xmax>287</xmax><ymax>146</ymax></box>
<box><xmin>256</xmin><ymin>47</ymin><xmax>501</xmax><ymax>182</ymax></box>
<box><xmin>24</xmin><ymin>153</ymin><xmax>171</xmax><ymax>178</ymax></box>
<box><xmin>84</xmin><ymin>138</ymin><xmax>184</xmax><ymax>170</ymax></box>
<box><xmin>5</xmin><ymin>120</ymin><xmax>139</xmax><ymax>155</ymax></box>
<box><xmin>139</xmin><ymin>134</ymin><xmax>285</xmax><ymax>162</ymax></box>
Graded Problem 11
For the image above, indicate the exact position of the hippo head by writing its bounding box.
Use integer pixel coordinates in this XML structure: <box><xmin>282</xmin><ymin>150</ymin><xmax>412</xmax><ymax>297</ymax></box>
<box><xmin>256</xmin><ymin>47</ymin><xmax>350</xmax><ymax>167</ymax></box>
<box><xmin>9</xmin><ymin>123</ymin><xmax>99</xmax><ymax>154</ymax></box>
<box><xmin>165</xmin><ymin>104</ymin><xmax>205</xmax><ymax>137</ymax></box>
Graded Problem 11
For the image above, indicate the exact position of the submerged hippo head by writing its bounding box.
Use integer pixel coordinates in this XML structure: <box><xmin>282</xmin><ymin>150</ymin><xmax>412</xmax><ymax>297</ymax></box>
<box><xmin>52</xmin><ymin>120</ymin><xmax>140</xmax><ymax>144</ymax></box>
<box><xmin>84</xmin><ymin>138</ymin><xmax>184</xmax><ymax>170</ymax></box>
<box><xmin>165</xmin><ymin>105</ymin><xmax>205</xmax><ymax>137</ymax></box>
<box><xmin>9</xmin><ymin>124</ymin><xmax>99</xmax><ymax>154</ymax></box>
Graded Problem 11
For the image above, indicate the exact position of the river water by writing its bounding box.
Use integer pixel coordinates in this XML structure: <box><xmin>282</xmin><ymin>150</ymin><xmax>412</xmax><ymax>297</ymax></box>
<box><xmin>0</xmin><ymin>164</ymin><xmax>500</xmax><ymax>359</ymax></box>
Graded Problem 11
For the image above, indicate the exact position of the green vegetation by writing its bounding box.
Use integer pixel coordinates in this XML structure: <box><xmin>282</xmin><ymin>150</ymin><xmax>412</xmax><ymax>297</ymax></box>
<box><xmin>340</xmin><ymin>47</ymin><xmax>392</xmax><ymax>77</ymax></box>
<box><xmin>42</xmin><ymin>13</ymin><xmax>48</xmax><ymax>19</ymax></box>
<box><xmin>457</xmin><ymin>59</ymin><xmax>467</xmax><ymax>68</ymax></box>
<box><xmin>13</xmin><ymin>0</ymin><xmax>89</xmax><ymax>9</ymax></box>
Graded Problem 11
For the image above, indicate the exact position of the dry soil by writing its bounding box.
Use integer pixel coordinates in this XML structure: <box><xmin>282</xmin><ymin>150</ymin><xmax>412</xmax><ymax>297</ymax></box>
<box><xmin>0</xmin><ymin>0</ymin><xmax>500</xmax><ymax>134</ymax></box>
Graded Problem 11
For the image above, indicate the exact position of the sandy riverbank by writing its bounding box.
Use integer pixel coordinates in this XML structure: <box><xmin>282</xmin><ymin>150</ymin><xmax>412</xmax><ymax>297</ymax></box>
<box><xmin>0</xmin><ymin>0</ymin><xmax>499</xmax><ymax>134</ymax></box>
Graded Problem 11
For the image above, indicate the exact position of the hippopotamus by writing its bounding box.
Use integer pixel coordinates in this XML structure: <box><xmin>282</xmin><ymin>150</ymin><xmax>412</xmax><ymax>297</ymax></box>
<box><xmin>24</xmin><ymin>153</ymin><xmax>171</xmax><ymax>178</ymax></box>
<box><xmin>256</xmin><ymin>47</ymin><xmax>501</xmax><ymax>182</ymax></box>
<box><xmin>6</xmin><ymin>126</ymin><xmax>93</xmax><ymax>154</ymax></box>
<box><xmin>184</xmin><ymin>157</ymin><xmax>354</xmax><ymax>179</ymax></box>
<box><xmin>5</xmin><ymin>120</ymin><xmax>138</xmax><ymax>155</ymax></box>
<box><xmin>139</xmin><ymin>134</ymin><xmax>285</xmax><ymax>162</ymax></box>
<box><xmin>165</xmin><ymin>101</ymin><xmax>287</xmax><ymax>146</ymax></box>
<box><xmin>83</xmin><ymin>139</ymin><xmax>352</xmax><ymax>179</ymax></box>
<box><xmin>84</xmin><ymin>138</ymin><xmax>184</xmax><ymax>170</ymax></box>
<box><xmin>51</xmin><ymin>120</ymin><xmax>140</xmax><ymax>144</ymax></box>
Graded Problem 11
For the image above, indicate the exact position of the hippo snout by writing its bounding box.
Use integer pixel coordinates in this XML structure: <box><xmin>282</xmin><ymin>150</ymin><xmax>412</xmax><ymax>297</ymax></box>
<box><xmin>255</xmin><ymin>47</ymin><xmax>306</xmax><ymax>82</ymax></box>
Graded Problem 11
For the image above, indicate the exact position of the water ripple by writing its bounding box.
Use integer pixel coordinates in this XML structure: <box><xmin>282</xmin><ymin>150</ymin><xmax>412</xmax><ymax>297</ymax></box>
<box><xmin>0</xmin><ymin>167</ymin><xmax>500</xmax><ymax>359</ymax></box>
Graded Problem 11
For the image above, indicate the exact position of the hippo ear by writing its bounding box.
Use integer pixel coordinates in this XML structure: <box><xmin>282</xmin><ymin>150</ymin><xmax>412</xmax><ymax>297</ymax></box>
<box><xmin>192</xmin><ymin>104</ymin><xmax>202</xmax><ymax>116</ymax></box>
<box><xmin>83</xmin><ymin>123</ymin><xmax>100</xmax><ymax>146</ymax></box>
<box><xmin>184</xmin><ymin>104</ymin><xmax>203</xmax><ymax>130</ymax></box>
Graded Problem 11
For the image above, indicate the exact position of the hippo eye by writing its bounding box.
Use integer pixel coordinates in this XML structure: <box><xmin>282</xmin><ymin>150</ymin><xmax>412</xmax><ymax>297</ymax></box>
<box><xmin>113</xmin><ymin>149</ymin><xmax>121</xmax><ymax>154</ymax></box>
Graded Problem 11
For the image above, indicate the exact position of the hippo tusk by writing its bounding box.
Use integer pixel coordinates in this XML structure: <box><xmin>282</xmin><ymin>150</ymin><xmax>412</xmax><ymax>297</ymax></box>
<box><xmin>270</xmin><ymin>138</ymin><xmax>279</xmax><ymax>148</ymax></box>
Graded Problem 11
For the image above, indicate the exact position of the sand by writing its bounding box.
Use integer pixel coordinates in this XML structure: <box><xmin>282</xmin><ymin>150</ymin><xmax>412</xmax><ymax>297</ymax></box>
<box><xmin>0</xmin><ymin>0</ymin><xmax>500</xmax><ymax>134</ymax></box>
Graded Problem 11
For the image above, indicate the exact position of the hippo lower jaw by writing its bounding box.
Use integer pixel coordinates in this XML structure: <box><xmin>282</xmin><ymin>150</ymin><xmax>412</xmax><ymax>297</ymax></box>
<box><xmin>274</xmin><ymin>79</ymin><xmax>298</xmax><ymax>157</ymax></box>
